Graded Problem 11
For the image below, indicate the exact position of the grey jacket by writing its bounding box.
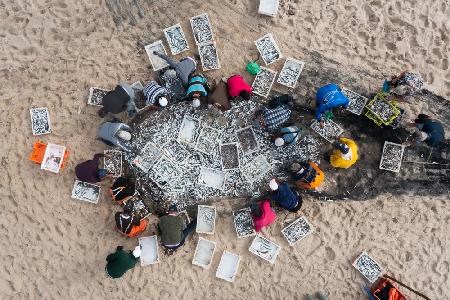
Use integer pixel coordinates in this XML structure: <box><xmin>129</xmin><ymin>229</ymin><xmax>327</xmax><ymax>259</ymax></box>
<box><xmin>156</xmin><ymin>53</ymin><xmax>196</xmax><ymax>85</ymax></box>
<box><xmin>98</xmin><ymin>122</ymin><xmax>132</xmax><ymax>152</ymax></box>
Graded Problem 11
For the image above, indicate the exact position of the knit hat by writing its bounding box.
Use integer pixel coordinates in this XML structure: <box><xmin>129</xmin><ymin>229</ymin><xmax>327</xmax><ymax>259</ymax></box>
<box><xmin>269</xmin><ymin>179</ymin><xmax>279</xmax><ymax>191</ymax></box>
<box><xmin>118</xmin><ymin>130</ymin><xmax>131</xmax><ymax>141</ymax></box>
<box><xmin>168</xmin><ymin>204</ymin><xmax>178</xmax><ymax>213</ymax></box>
<box><xmin>334</xmin><ymin>141</ymin><xmax>349</xmax><ymax>154</ymax></box>
<box><xmin>419</xmin><ymin>131</ymin><xmax>428</xmax><ymax>141</ymax></box>
<box><xmin>275</xmin><ymin>137</ymin><xmax>285</xmax><ymax>147</ymax></box>
<box><xmin>132</xmin><ymin>246</ymin><xmax>141</xmax><ymax>258</ymax></box>
<box><xmin>158</xmin><ymin>97</ymin><xmax>168</xmax><ymax>107</ymax></box>
<box><xmin>192</xmin><ymin>98</ymin><xmax>201</xmax><ymax>108</ymax></box>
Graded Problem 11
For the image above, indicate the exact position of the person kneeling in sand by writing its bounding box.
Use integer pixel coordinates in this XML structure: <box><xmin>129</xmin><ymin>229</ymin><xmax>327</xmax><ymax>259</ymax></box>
<box><xmin>98</xmin><ymin>121</ymin><xmax>133</xmax><ymax>152</ymax></box>
<box><xmin>186</xmin><ymin>73</ymin><xmax>209</xmax><ymax>108</ymax></box>
<box><xmin>105</xmin><ymin>245</ymin><xmax>140</xmax><ymax>279</ymax></box>
<box><xmin>226</xmin><ymin>74</ymin><xmax>253</xmax><ymax>100</ymax></box>
<box><xmin>98</xmin><ymin>83</ymin><xmax>138</xmax><ymax>118</ymax></box>
<box><xmin>154</xmin><ymin>51</ymin><xmax>197</xmax><ymax>86</ymax></box>
<box><xmin>143</xmin><ymin>80</ymin><xmax>169</xmax><ymax>108</ymax></box>
<box><xmin>291</xmin><ymin>161</ymin><xmax>324</xmax><ymax>190</ymax></box>
<box><xmin>75</xmin><ymin>153</ymin><xmax>109</xmax><ymax>183</ymax></box>
<box><xmin>109</xmin><ymin>176</ymin><xmax>136</xmax><ymax>206</ymax></box>
<box><xmin>115</xmin><ymin>210</ymin><xmax>149</xmax><ymax>238</ymax></box>
<box><xmin>268</xmin><ymin>178</ymin><xmax>303</xmax><ymax>213</ymax></box>
<box><xmin>329</xmin><ymin>138</ymin><xmax>358</xmax><ymax>169</ymax></box>
<box><xmin>158</xmin><ymin>205</ymin><xmax>197</xmax><ymax>250</ymax></box>
<box><xmin>251</xmin><ymin>200</ymin><xmax>276</xmax><ymax>232</ymax></box>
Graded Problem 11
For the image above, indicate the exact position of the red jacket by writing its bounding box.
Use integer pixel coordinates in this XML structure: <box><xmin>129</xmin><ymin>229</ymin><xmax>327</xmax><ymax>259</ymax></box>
<box><xmin>227</xmin><ymin>75</ymin><xmax>253</xmax><ymax>97</ymax></box>
<box><xmin>252</xmin><ymin>200</ymin><xmax>276</xmax><ymax>232</ymax></box>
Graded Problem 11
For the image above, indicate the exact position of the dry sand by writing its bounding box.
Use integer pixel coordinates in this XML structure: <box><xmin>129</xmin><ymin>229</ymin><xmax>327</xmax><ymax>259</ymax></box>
<box><xmin>0</xmin><ymin>0</ymin><xmax>449</xmax><ymax>299</ymax></box>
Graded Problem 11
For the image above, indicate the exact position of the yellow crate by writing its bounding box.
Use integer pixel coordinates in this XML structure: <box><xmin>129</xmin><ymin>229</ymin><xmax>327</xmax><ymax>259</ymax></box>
<box><xmin>365</xmin><ymin>92</ymin><xmax>400</xmax><ymax>126</ymax></box>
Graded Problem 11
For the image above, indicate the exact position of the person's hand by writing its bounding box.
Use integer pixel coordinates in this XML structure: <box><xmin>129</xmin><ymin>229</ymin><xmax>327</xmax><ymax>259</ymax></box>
<box><xmin>319</xmin><ymin>120</ymin><xmax>325</xmax><ymax>128</ymax></box>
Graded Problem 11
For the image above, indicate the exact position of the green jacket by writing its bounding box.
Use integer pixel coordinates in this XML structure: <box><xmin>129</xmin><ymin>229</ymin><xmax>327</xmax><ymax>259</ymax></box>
<box><xmin>106</xmin><ymin>247</ymin><xmax>138</xmax><ymax>279</ymax></box>
<box><xmin>159</xmin><ymin>215</ymin><xmax>185</xmax><ymax>246</ymax></box>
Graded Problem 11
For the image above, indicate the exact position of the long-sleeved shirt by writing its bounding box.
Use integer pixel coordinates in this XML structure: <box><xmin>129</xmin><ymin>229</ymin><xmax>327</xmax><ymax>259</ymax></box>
<box><xmin>159</xmin><ymin>215</ymin><xmax>185</xmax><ymax>246</ymax></box>
<box><xmin>156</xmin><ymin>53</ymin><xmax>196</xmax><ymax>85</ymax></box>
<box><xmin>75</xmin><ymin>153</ymin><xmax>104</xmax><ymax>183</ymax></box>
<box><xmin>115</xmin><ymin>212</ymin><xmax>140</xmax><ymax>234</ymax></box>
<box><xmin>252</xmin><ymin>200</ymin><xmax>276</xmax><ymax>232</ymax></box>
<box><xmin>101</xmin><ymin>84</ymin><xmax>134</xmax><ymax>114</ymax></box>
<box><xmin>417</xmin><ymin>119</ymin><xmax>445</xmax><ymax>147</ymax></box>
<box><xmin>260</xmin><ymin>105</ymin><xmax>292</xmax><ymax>131</ymax></box>
<box><xmin>279</xmin><ymin>126</ymin><xmax>301</xmax><ymax>145</ymax></box>
<box><xmin>270</xmin><ymin>182</ymin><xmax>299</xmax><ymax>210</ymax></box>
<box><xmin>227</xmin><ymin>75</ymin><xmax>252</xmax><ymax>97</ymax></box>
<box><xmin>315</xmin><ymin>83</ymin><xmax>349</xmax><ymax>121</ymax></box>
<box><xmin>143</xmin><ymin>80</ymin><xmax>167</xmax><ymax>105</ymax></box>
<box><xmin>208</xmin><ymin>80</ymin><xmax>231</xmax><ymax>111</ymax></box>
<box><xmin>105</xmin><ymin>247</ymin><xmax>138</xmax><ymax>279</ymax></box>
<box><xmin>98</xmin><ymin>122</ymin><xmax>132</xmax><ymax>152</ymax></box>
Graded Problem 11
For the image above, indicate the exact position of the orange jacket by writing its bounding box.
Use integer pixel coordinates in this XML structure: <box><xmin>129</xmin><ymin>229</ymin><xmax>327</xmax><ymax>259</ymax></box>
<box><xmin>295</xmin><ymin>162</ymin><xmax>324</xmax><ymax>189</ymax></box>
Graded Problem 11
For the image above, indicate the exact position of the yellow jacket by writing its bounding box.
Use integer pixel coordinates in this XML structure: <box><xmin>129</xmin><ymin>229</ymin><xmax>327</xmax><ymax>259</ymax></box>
<box><xmin>330</xmin><ymin>138</ymin><xmax>358</xmax><ymax>169</ymax></box>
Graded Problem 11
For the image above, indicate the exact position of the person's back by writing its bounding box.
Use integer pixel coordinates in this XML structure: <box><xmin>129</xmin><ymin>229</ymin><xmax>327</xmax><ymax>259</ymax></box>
<box><xmin>252</xmin><ymin>200</ymin><xmax>276</xmax><ymax>232</ymax></box>
<box><xmin>99</xmin><ymin>122</ymin><xmax>122</xmax><ymax>142</ymax></box>
<box><xmin>330</xmin><ymin>138</ymin><xmax>359</xmax><ymax>169</ymax></box>
<box><xmin>110</xmin><ymin>177</ymin><xmax>135</xmax><ymax>204</ymax></box>
<box><xmin>186</xmin><ymin>75</ymin><xmax>208</xmax><ymax>98</ymax></box>
<box><xmin>155</xmin><ymin>52</ymin><xmax>196</xmax><ymax>85</ymax></box>
<box><xmin>208</xmin><ymin>80</ymin><xmax>231</xmax><ymax>111</ymax></box>
<box><xmin>101</xmin><ymin>86</ymin><xmax>130</xmax><ymax>114</ymax></box>
<box><xmin>105</xmin><ymin>246</ymin><xmax>139</xmax><ymax>279</ymax></box>
<box><xmin>143</xmin><ymin>80</ymin><xmax>168</xmax><ymax>106</ymax></box>
<box><xmin>422</xmin><ymin>119</ymin><xmax>445</xmax><ymax>147</ymax></box>
<box><xmin>293</xmin><ymin>161</ymin><xmax>325</xmax><ymax>189</ymax></box>
<box><xmin>270</xmin><ymin>182</ymin><xmax>299</xmax><ymax>210</ymax></box>
<box><xmin>75</xmin><ymin>153</ymin><xmax>105</xmax><ymax>183</ymax></box>
<box><xmin>227</xmin><ymin>75</ymin><xmax>252</xmax><ymax>98</ymax></box>
<box><xmin>260</xmin><ymin>105</ymin><xmax>292</xmax><ymax>131</ymax></box>
<box><xmin>159</xmin><ymin>214</ymin><xmax>185</xmax><ymax>246</ymax></box>
<box><xmin>315</xmin><ymin>84</ymin><xmax>349</xmax><ymax>121</ymax></box>
<box><xmin>276</xmin><ymin>126</ymin><xmax>301</xmax><ymax>146</ymax></box>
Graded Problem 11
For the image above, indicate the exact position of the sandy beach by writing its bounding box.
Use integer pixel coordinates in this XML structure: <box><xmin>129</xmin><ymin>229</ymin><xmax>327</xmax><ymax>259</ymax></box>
<box><xmin>0</xmin><ymin>0</ymin><xmax>449</xmax><ymax>299</ymax></box>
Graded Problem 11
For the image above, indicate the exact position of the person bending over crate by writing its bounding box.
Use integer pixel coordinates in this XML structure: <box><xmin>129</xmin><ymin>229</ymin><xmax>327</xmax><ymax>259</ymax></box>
<box><xmin>290</xmin><ymin>161</ymin><xmax>325</xmax><ymax>190</ymax></box>
<box><xmin>268</xmin><ymin>178</ymin><xmax>303</xmax><ymax>213</ymax></box>
<box><xmin>406</xmin><ymin>114</ymin><xmax>445</xmax><ymax>147</ymax></box>
<box><xmin>329</xmin><ymin>138</ymin><xmax>359</xmax><ymax>169</ymax></box>
<box><xmin>253</xmin><ymin>95</ymin><xmax>293</xmax><ymax>132</ymax></box>
<box><xmin>75</xmin><ymin>153</ymin><xmax>109</xmax><ymax>183</ymax></box>
<box><xmin>315</xmin><ymin>83</ymin><xmax>349</xmax><ymax>128</ymax></box>
<box><xmin>154</xmin><ymin>51</ymin><xmax>197</xmax><ymax>86</ymax></box>
<box><xmin>98</xmin><ymin>83</ymin><xmax>138</xmax><ymax>118</ymax></box>
<box><xmin>105</xmin><ymin>245</ymin><xmax>140</xmax><ymax>279</ymax></box>
<box><xmin>115</xmin><ymin>209</ymin><xmax>149</xmax><ymax>238</ymax></box>
<box><xmin>110</xmin><ymin>177</ymin><xmax>136</xmax><ymax>206</ymax></box>
<box><xmin>98</xmin><ymin>121</ymin><xmax>133</xmax><ymax>152</ymax></box>
<box><xmin>273</xmin><ymin>125</ymin><xmax>301</xmax><ymax>147</ymax></box>
<box><xmin>251</xmin><ymin>200</ymin><xmax>276</xmax><ymax>232</ymax></box>
<box><xmin>185</xmin><ymin>73</ymin><xmax>209</xmax><ymax>108</ymax></box>
<box><xmin>226</xmin><ymin>74</ymin><xmax>253</xmax><ymax>100</ymax></box>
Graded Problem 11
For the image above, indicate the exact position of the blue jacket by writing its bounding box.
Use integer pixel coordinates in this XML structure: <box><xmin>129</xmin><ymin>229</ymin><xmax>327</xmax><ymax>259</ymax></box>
<box><xmin>421</xmin><ymin>119</ymin><xmax>445</xmax><ymax>147</ymax></box>
<box><xmin>270</xmin><ymin>182</ymin><xmax>299</xmax><ymax>210</ymax></box>
<box><xmin>315</xmin><ymin>84</ymin><xmax>349</xmax><ymax>121</ymax></box>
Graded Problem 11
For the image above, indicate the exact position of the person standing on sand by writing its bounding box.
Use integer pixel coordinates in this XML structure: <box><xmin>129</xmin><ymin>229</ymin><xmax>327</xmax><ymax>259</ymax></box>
<box><xmin>251</xmin><ymin>200</ymin><xmax>276</xmax><ymax>232</ymax></box>
<box><xmin>105</xmin><ymin>246</ymin><xmax>140</xmax><ymax>279</ymax></box>
<box><xmin>98</xmin><ymin>121</ymin><xmax>133</xmax><ymax>152</ymax></box>
<box><xmin>158</xmin><ymin>205</ymin><xmax>197</xmax><ymax>250</ymax></box>
<box><xmin>75</xmin><ymin>153</ymin><xmax>109</xmax><ymax>183</ymax></box>
<box><xmin>329</xmin><ymin>138</ymin><xmax>359</xmax><ymax>169</ymax></box>
<box><xmin>98</xmin><ymin>83</ymin><xmax>138</xmax><ymax>118</ymax></box>
<box><xmin>268</xmin><ymin>178</ymin><xmax>303</xmax><ymax>212</ymax></box>
<box><xmin>154</xmin><ymin>51</ymin><xmax>197</xmax><ymax>86</ymax></box>
<box><xmin>315</xmin><ymin>83</ymin><xmax>349</xmax><ymax>128</ymax></box>
<box><xmin>226</xmin><ymin>74</ymin><xmax>253</xmax><ymax>100</ymax></box>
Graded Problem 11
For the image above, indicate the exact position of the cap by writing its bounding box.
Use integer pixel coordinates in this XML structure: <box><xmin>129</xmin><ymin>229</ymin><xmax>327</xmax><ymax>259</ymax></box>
<box><xmin>269</xmin><ymin>179</ymin><xmax>279</xmax><ymax>191</ymax></box>
<box><xmin>275</xmin><ymin>137</ymin><xmax>285</xmax><ymax>147</ymax></box>
<box><xmin>192</xmin><ymin>98</ymin><xmax>201</xmax><ymax>108</ymax></box>
<box><xmin>132</xmin><ymin>246</ymin><xmax>141</xmax><ymax>258</ymax></box>
<box><xmin>158</xmin><ymin>97</ymin><xmax>168</xmax><ymax>107</ymax></box>
<box><xmin>419</xmin><ymin>131</ymin><xmax>428</xmax><ymax>141</ymax></box>
<box><xmin>117</xmin><ymin>130</ymin><xmax>131</xmax><ymax>141</ymax></box>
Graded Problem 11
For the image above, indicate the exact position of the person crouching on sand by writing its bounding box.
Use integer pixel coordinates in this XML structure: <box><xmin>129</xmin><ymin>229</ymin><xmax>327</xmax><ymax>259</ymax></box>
<box><xmin>115</xmin><ymin>209</ymin><xmax>149</xmax><ymax>238</ymax></box>
<box><xmin>268</xmin><ymin>178</ymin><xmax>303</xmax><ymax>213</ymax></box>
<box><xmin>207</xmin><ymin>78</ymin><xmax>232</xmax><ymax>111</ymax></box>
<box><xmin>105</xmin><ymin>245</ymin><xmax>140</xmax><ymax>279</ymax></box>
<box><xmin>253</xmin><ymin>95</ymin><xmax>293</xmax><ymax>132</ymax></box>
<box><xmin>290</xmin><ymin>161</ymin><xmax>324</xmax><ymax>190</ymax></box>
<box><xmin>226</xmin><ymin>74</ymin><xmax>253</xmax><ymax>100</ymax></box>
<box><xmin>98</xmin><ymin>120</ymin><xmax>133</xmax><ymax>152</ymax></box>
<box><xmin>273</xmin><ymin>125</ymin><xmax>301</xmax><ymax>147</ymax></box>
<box><xmin>158</xmin><ymin>205</ymin><xmax>197</xmax><ymax>251</ymax></box>
<box><xmin>143</xmin><ymin>80</ymin><xmax>169</xmax><ymax>108</ymax></box>
<box><xmin>75</xmin><ymin>153</ymin><xmax>110</xmax><ymax>183</ymax></box>
<box><xmin>251</xmin><ymin>200</ymin><xmax>276</xmax><ymax>232</ymax></box>
<box><xmin>329</xmin><ymin>138</ymin><xmax>359</xmax><ymax>169</ymax></box>
<box><xmin>98</xmin><ymin>83</ymin><xmax>138</xmax><ymax>118</ymax></box>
